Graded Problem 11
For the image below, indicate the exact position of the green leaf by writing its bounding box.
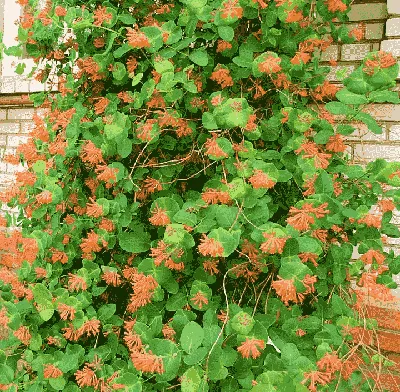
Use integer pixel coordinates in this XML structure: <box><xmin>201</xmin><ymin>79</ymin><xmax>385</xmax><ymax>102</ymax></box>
<box><xmin>148</xmin><ymin>339</ymin><xmax>181</xmax><ymax>381</ymax></box>
<box><xmin>369</xmin><ymin>90</ymin><xmax>400</xmax><ymax>104</ymax></box>
<box><xmin>49</xmin><ymin>377</ymin><xmax>66</xmax><ymax>391</ymax></box>
<box><xmin>325</xmin><ymin>102</ymin><xmax>353</xmax><ymax>116</ymax></box>
<box><xmin>354</xmin><ymin>112</ymin><xmax>382</xmax><ymax>134</ymax></box>
<box><xmin>166</xmin><ymin>293</ymin><xmax>187</xmax><ymax>311</ymax></box>
<box><xmin>218</xmin><ymin>26</ymin><xmax>234</xmax><ymax>41</ymax></box>
<box><xmin>336</xmin><ymin>88</ymin><xmax>368</xmax><ymax>104</ymax></box>
<box><xmin>202</xmin><ymin>112</ymin><xmax>218</xmax><ymax>129</ymax></box>
<box><xmin>208</xmin><ymin>228</ymin><xmax>240</xmax><ymax>257</ymax></box>
<box><xmin>189</xmin><ymin>49</ymin><xmax>209</xmax><ymax>66</ymax></box>
<box><xmin>181</xmin><ymin>367</ymin><xmax>202</xmax><ymax>392</ymax></box>
<box><xmin>112</xmin><ymin>62</ymin><xmax>127</xmax><ymax>80</ymax></box>
<box><xmin>97</xmin><ymin>304</ymin><xmax>116</xmax><ymax>322</ymax></box>
<box><xmin>104</xmin><ymin>124</ymin><xmax>124</xmax><ymax>139</ymax></box>
<box><xmin>119</xmin><ymin>231</ymin><xmax>151</xmax><ymax>253</ymax></box>
<box><xmin>180</xmin><ymin>321</ymin><xmax>204</xmax><ymax>353</ymax></box>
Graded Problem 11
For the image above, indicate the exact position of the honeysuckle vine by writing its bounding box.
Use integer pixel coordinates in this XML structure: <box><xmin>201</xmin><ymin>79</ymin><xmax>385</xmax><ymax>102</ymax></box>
<box><xmin>1</xmin><ymin>0</ymin><xmax>400</xmax><ymax>391</ymax></box>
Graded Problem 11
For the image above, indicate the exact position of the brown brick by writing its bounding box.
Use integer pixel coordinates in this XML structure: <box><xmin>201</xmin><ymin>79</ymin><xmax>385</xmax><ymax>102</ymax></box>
<box><xmin>320</xmin><ymin>45</ymin><xmax>339</xmax><ymax>62</ymax></box>
<box><xmin>341</xmin><ymin>43</ymin><xmax>371</xmax><ymax>61</ymax></box>
<box><xmin>366</xmin><ymin>22</ymin><xmax>384</xmax><ymax>40</ymax></box>
<box><xmin>0</xmin><ymin>123</ymin><xmax>20</xmax><ymax>134</ymax></box>
<box><xmin>348</xmin><ymin>3</ymin><xmax>388</xmax><ymax>22</ymax></box>
<box><xmin>7</xmin><ymin>108</ymin><xmax>34</xmax><ymax>121</ymax></box>
<box><xmin>381</xmin><ymin>39</ymin><xmax>400</xmax><ymax>57</ymax></box>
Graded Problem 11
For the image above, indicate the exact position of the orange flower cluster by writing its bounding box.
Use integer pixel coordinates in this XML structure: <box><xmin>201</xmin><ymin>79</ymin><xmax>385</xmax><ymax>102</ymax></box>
<box><xmin>201</xmin><ymin>188</ymin><xmax>232</xmax><ymax>204</ymax></box>
<box><xmin>95</xmin><ymin>165</ymin><xmax>119</xmax><ymax>187</ymax></box>
<box><xmin>285</xmin><ymin>7</ymin><xmax>303</xmax><ymax>23</ymax></box>
<box><xmin>149</xmin><ymin>206</ymin><xmax>170</xmax><ymax>226</ymax></box>
<box><xmin>43</xmin><ymin>364</ymin><xmax>63</xmax><ymax>379</ymax></box>
<box><xmin>204</xmin><ymin>134</ymin><xmax>229</xmax><ymax>158</ymax></box>
<box><xmin>325</xmin><ymin>134</ymin><xmax>346</xmax><ymax>153</ymax></box>
<box><xmin>93</xmin><ymin>6</ymin><xmax>113</xmax><ymax>26</ymax></box>
<box><xmin>80</xmin><ymin>230</ymin><xmax>108</xmax><ymax>259</ymax></box>
<box><xmin>221</xmin><ymin>0</ymin><xmax>243</xmax><ymax>19</ymax></box>
<box><xmin>0</xmin><ymin>266</ymin><xmax>33</xmax><ymax>301</ymax></box>
<box><xmin>94</xmin><ymin>97</ymin><xmax>109</xmax><ymax>115</ymax></box>
<box><xmin>102</xmin><ymin>269</ymin><xmax>122</xmax><ymax>287</ymax></box>
<box><xmin>86</xmin><ymin>199</ymin><xmax>103</xmax><ymax>218</ymax></box>
<box><xmin>13</xmin><ymin>325</ymin><xmax>32</xmax><ymax>346</ymax></box>
<box><xmin>272</xmin><ymin>274</ymin><xmax>318</xmax><ymax>306</ymax></box>
<box><xmin>258</xmin><ymin>56</ymin><xmax>282</xmax><ymax>74</ymax></box>
<box><xmin>260</xmin><ymin>231</ymin><xmax>288</xmax><ymax>254</ymax></box>
<box><xmin>190</xmin><ymin>291</ymin><xmax>209</xmax><ymax>309</ymax></box>
<box><xmin>295</xmin><ymin>140</ymin><xmax>332</xmax><ymax>170</ymax></box>
<box><xmin>0</xmin><ymin>231</ymin><xmax>39</xmax><ymax>268</ymax></box>
<box><xmin>76</xmin><ymin>57</ymin><xmax>105</xmax><ymax>81</ymax></box>
<box><xmin>311</xmin><ymin>81</ymin><xmax>340</xmax><ymax>102</ymax></box>
<box><xmin>151</xmin><ymin>240</ymin><xmax>185</xmax><ymax>270</ymax></box>
<box><xmin>286</xmin><ymin>202</ymin><xmax>329</xmax><ymax>232</ymax></box>
<box><xmin>210</xmin><ymin>66</ymin><xmax>234</xmax><ymax>89</ymax></box>
<box><xmin>325</xmin><ymin>0</ymin><xmax>347</xmax><ymax>13</ymax></box>
<box><xmin>126</xmin><ymin>28</ymin><xmax>151</xmax><ymax>48</ymax></box>
<box><xmin>198</xmin><ymin>234</ymin><xmax>224</xmax><ymax>257</ymax></box>
<box><xmin>248</xmin><ymin>170</ymin><xmax>276</xmax><ymax>189</ymax></box>
<box><xmin>57</xmin><ymin>303</ymin><xmax>76</xmax><ymax>321</ymax></box>
<box><xmin>363</xmin><ymin>51</ymin><xmax>397</xmax><ymax>75</ymax></box>
<box><xmin>216</xmin><ymin>40</ymin><xmax>233</xmax><ymax>53</ymax></box>
<box><xmin>127</xmin><ymin>270</ymin><xmax>158</xmax><ymax>313</ymax></box>
<box><xmin>237</xmin><ymin>338</ymin><xmax>265</xmax><ymax>359</ymax></box>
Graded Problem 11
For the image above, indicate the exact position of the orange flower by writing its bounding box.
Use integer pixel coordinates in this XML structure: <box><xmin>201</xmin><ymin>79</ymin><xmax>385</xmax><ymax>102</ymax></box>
<box><xmin>325</xmin><ymin>0</ymin><xmax>347</xmax><ymax>13</ymax></box>
<box><xmin>260</xmin><ymin>231</ymin><xmax>287</xmax><ymax>254</ymax></box>
<box><xmin>50</xmin><ymin>248</ymin><xmax>68</xmax><ymax>264</ymax></box>
<box><xmin>198</xmin><ymin>234</ymin><xmax>224</xmax><ymax>257</ymax></box>
<box><xmin>131</xmin><ymin>350</ymin><xmax>165</xmax><ymax>374</ymax></box>
<box><xmin>0</xmin><ymin>308</ymin><xmax>9</xmax><ymax>328</ymax></box>
<box><xmin>286</xmin><ymin>206</ymin><xmax>315</xmax><ymax>231</ymax></box>
<box><xmin>360</xmin><ymin>249</ymin><xmax>385</xmax><ymax>265</ymax></box>
<box><xmin>258</xmin><ymin>56</ymin><xmax>282</xmax><ymax>74</ymax></box>
<box><xmin>75</xmin><ymin>366</ymin><xmax>98</xmax><ymax>389</ymax></box>
<box><xmin>221</xmin><ymin>0</ymin><xmax>243</xmax><ymax>19</ymax></box>
<box><xmin>93</xmin><ymin>37</ymin><xmax>105</xmax><ymax>48</ymax></box>
<box><xmin>127</xmin><ymin>56</ymin><xmax>138</xmax><ymax>73</ymax></box>
<box><xmin>99</xmin><ymin>217</ymin><xmax>115</xmax><ymax>232</ymax></box>
<box><xmin>378</xmin><ymin>198</ymin><xmax>395</xmax><ymax>213</ymax></box>
<box><xmin>325</xmin><ymin>134</ymin><xmax>346</xmax><ymax>153</ymax></box>
<box><xmin>13</xmin><ymin>326</ymin><xmax>31</xmax><ymax>345</ymax></box>
<box><xmin>67</xmin><ymin>273</ymin><xmax>88</xmax><ymax>292</ymax></box>
<box><xmin>57</xmin><ymin>303</ymin><xmax>76</xmax><ymax>321</ymax></box>
<box><xmin>95</xmin><ymin>165</ymin><xmax>119</xmax><ymax>185</ymax></box>
<box><xmin>298</xmin><ymin>252</ymin><xmax>319</xmax><ymax>267</ymax></box>
<box><xmin>204</xmin><ymin>135</ymin><xmax>229</xmax><ymax>158</ymax></box>
<box><xmin>93</xmin><ymin>6</ymin><xmax>112</xmax><ymax>26</ymax></box>
<box><xmin>252</xmin><ymin>0</ymin><xmax>269</xmax><ymax>8</ymax></box>
<box><xmin>35</xmin><ymin>267</ymin><xmax>47</xmax><ymax>279</ymax></box>
<box><xmin>78</xmin><ymin>319</ymin><xmax>101</xmax><ymax>337</ymax></box>
<box><xmin>271</xmin><ymin>276</ymin><xmax>298</xmax><ymax>306</ymax></box>
<box><xmin>190</xmin><ymin>291</ymin><xmax>209</xmax><ymax>309</ymax></box>
<box><xmin>80</xmin><ymin>140</ymin><xmax>104</xmax><ymax>165</ymax></box>
<box><xmin>237</xmin><ymin>338</ymin><xmax>265</xmax><ymax>359</ymax></box>
<box><xmin>202</xmin><ymin>188</ymin><xmax>232</xmax><ymax>204</ymax></box>
<box><xmin>248</xmin><ymin>170</ymin><xmax>276</xmax><ymax>189</ymax></box>
<box><xmin>86</xmin><ymin>199</ymin><xmax>103</xmax><ymax>218</ymax></box>
<box><xmin>302</xmin><ymin>274</ymin><xmax>317</xmax><ymax>295</ymax></box>
<box><xmin>43</xmin><ymin>364</ymin><xmax>63</xmax><ymax>379</ymax></box>
<box><xmin>102</xmin><ymin>270</ymin><xmax>122</xmax><ymax>287</ymax></box>
<box><xmin>317</xmin><ymin>352</ymin><xmax>342</xmax><ymax>373</ymax></box>
<box><xmin>216</xmin><ymin>40</ymin><xmax>233</xmax><ymax>53</ymax></box>
<box><xmin>36</xmin><ymin>190</ymin><xmax>53</xmax><ymax>205</ymax></box>
<box><xmin>285</xmin><ymin>7</ymin><xmax>303</xmax><ymax>23</ymax></box>
<box><xmin>203</xmin><ymin>259</ymin><xmax>220</xmax><ymax>275</ymax></box>
<box><xmin>296</xmin><ymin>329</ymin><xmax>306</xmax><ymax>337</ymax></box>
<box><xmin>357</xmin><ymin>213</ymin><xmax>381</xmax><ymax>229</ymax></box>
<box><xmin>149</xmin><ymin>206</ymin><xmax>170</xmax><ymax>226</ymax></box>
<box><xmin>127</xmin><ymin>28</ymin><xmax>151</xmax><ymax>48</ymax></box>
<box><xmin>312</xmin><ymin>81</ymin><xmax>340</xmax><ymax>101</ymax></box>
<box><xmin>94</xmin><ymin>97</ymin><xmax>109</xmax><ymax>115</ymax></box>
<box><xmin>301</xmin><ymin>370</ymin><xmax>333</xmax><ymax>391</ymax></box>
<box><xmin>210</xmin><ymin>67</ymin><xmax>234</xmax><ymax>89</ymax></box>
<box><xmin>54</xmin><ymin>6</ymin><xmax>67</xmax><ymax>16</ymax></box>
<box><xmin>162</xmin><ymin>323</ymin><xmax>176</xmax><ymax>341</ymax></box>
<box><xmin>80</xmin><ymin>231</ymin><xmax>104</xmax><ymax>254</ymax></box>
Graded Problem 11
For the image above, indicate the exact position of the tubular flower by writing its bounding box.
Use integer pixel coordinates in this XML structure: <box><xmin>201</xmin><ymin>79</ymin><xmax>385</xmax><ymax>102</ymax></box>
<box><xmin>131</xmin><ymin>350</ymin><xmax>165</xmax><ymax>374</ymax></box>
<box><xmin>67</xmin><ymin>273</ymin><xmax>88</xmax><ymax>292</ymax></box>
<box><xmin>43</xmin><ymin>364</ymin><xmax>63</xmax><ymax>379</ymax></box>
<box><xmin>210</xmin><ymin>67</ymin><xmax>234</xmax><ymax>89</ymax></box>
<box><xmin>78</xmin><ymin>319</ymin><xmax>101</xmax><ymax>337</ymax></box>
<box><xmin>258</xmin><ymin>56</ymin><xmax>282</xmax><ymax>74</ymax></box>
<box><xmin>13</xmin><ymin>326</ymin><xmax>31</xmax><ymax>345</ymax></box>
<box><xmin>190</xmin><ymin>291</ymin><xmax>209</xmax><ymax>309</ymax></box>
<box><xmin>248</xmin><ymin>170</ymin><xmax>276</xmax><ymax>189</ymax></box>
<box><xmin>360</xmin><ymin>249</ymin><xmax>385</xmax><ymax>265</ymax></box>
<box><xmin>202</xmin><ymin>188</ymin><xmax>232</xmax><ymax>204</ymax></box>
<box><xmin>57</xmin><ymin>303</ymin><xmax>76</xmax><ymax>321</ymax></box>
<box><xmin>86</xmin><ymin>199</ymin><xmax>103</xmax><ymax>218</ymax></box>
<box><xmin>286</xmin><ymin>206</ymin><xmax>315</xmax><ymax>232</ymax></box>
<box><xmin>204</xmin><ymin>135</ymin><xmax>228</xmax><ymax>158</ymax></box>
<box><xmin>298</xmin><ymin>252</ymin><xmax>319</xmax><ymax>267</ymax></box>
<box><xmin>325</xmin><ymin>0</ymin><xmax>347</xmax><ymax>13</ymax></box>
<box><xmin>221</xmin><ymin>0</ymin><xmax>243</xmax><ymax>19</ymax></box>
<box><xmin>80</xmin><ymin>140</ymin><xmax>104</xmax><ymax>165</ymax></box>
<box><xmin>102</xmin><ymin>270</ymin><xmax>122</xmax><ymax>287</ymax></box>
<box><xmin>237</xmin><ymin>338</ymin><xmax>265</xmax><ymax>359</ymax></box>
<box><xmin>317</xmin><ymin>352</ymin><xmax>342</xmax><ymax>373</ymax></box>
<box><xmin>301</xmin><ymin>371</ymin><xmax>333</xmax><ymax>392</ymax></box>
<box><xmin>271</xmin><ymin>276</ymin><xmax>299</xmax><ymax>306</ymax></box>
<box><xmin>36</xmin><ymin>190</ymin><xmax>53</xmax><ymax>205</ymax></box>
<box><xmin>93</xmin><ymin>6</ymin><xmax>112</xmax><ymax>26</ymax></box>
<box><xmin>149</xmin><ymin>206</ymin><xmax>170</xmax><ymax>226</ymax></box>
<box><xmin>75</xmin><ymin>366</ymin><xmax>99</xmax><ymax>389</ymax></box>
<box><xmin>198</xmin><ymin>234</ymin><xmax>224</xmax><ymax>257</ymax></box>
<box><xmin>260</xmin><ymin>232</ymin><xmax>287</xmax><ymax>254</ymax></box>
<box><xmin>126</xmin><ymin>29</ymin><xmax>151</xmax><ymax>48</ymax></box>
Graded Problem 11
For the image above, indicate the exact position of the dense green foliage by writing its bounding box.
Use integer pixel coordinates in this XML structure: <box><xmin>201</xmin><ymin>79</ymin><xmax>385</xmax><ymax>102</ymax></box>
<box><xmin>1</xmin><ymin>0</ymin><xmax>400</xmax><ymax>391</ymax></box>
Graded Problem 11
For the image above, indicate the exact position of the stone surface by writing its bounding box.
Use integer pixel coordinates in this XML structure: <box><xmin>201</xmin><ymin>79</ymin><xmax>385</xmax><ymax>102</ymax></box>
<box><xmin>341</xmin><ymin>43</ymin><xmax>371</xmax><ymax>61</ymax></box>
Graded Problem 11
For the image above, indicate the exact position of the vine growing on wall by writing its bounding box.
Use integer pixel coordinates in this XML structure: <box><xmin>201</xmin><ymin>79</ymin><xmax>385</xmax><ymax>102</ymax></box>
<box><xmin>1</xmin><ymin>0</ymin><xmax>400</xmax><ymax>391</ymax></box>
